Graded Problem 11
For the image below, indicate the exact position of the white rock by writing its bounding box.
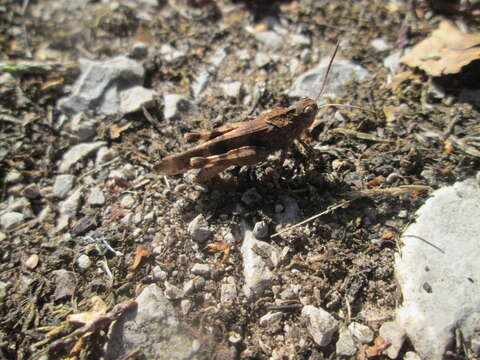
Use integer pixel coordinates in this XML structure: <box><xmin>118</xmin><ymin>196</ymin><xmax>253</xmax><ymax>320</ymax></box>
<box><xmin>120</xmin><ymin>194</ymin><xmax>135</xmax><ymax>209</ymax></box>
<box><xmin>236</xmin><ymin>49</ymin><xmax>251</xmax><ymax>61</ymax></box>
<box><xmin>76</xmin><ymin>254</ymin><xmax>92</xmax><ymax>269</ymax></box>
<box><xmin>159</xmin><ymin>44</ymin><xmax>186</xmax><ymax>61</ymax></box>
<box><xmin>404</xmin><ymin>352</ymin><xmax>422</xmax><ymax>360</ymax></box>
<box><xmin>192</xmin><ymin>72</ymin><xmax>210</xmax><ymax>98</ymax></box>
<box><xmin>383</xmin><ymin>50</ymin><xmax>402</xmax><ymax>73</ymax></box>
<box><xmin>59</xmin><ymin>188</ymin><xmax>82</xmax><ymax>217</ymax></box>
<box><xmin>228</xmin><ymin>331</ymin><xmax>242</xmax><ymax>345</ymax></box>
<box><xmin>289</xmin><ymin>33</ymin><xmax>311</xmax><ymax>46</ymax></box>
<box><xmin>120</xmin><ymin>85</ymin><xmax>156</xmax><ymax>113</ymax></box>
<box><xmin>336</xmin><ymin>327</ymin><xmax>357</xmax><ymax>356</ymax></box>
<box><xmin>164</xmin><ymin>281</ymin><xmax>183</xmax><ymax>300</ymax></box>
<box><xmin>241</xmin><ymin>229</ymin><xmax>278</xmax><ymax>300</ymax></box>
<box><xmin>253</xmin><ymin>220</ymin><xmax>268</xmax><ymax>238</ymax></box>
<box><xmin>96</xmin><ymin>146</ymin><xmax>116</xmax><ymax>165</ymax></box>
<box><xmin>259</xmin><ymin>312</ymin><xmax>283</xmax><ymax>327</ymax></box>
<box><xmin>255</xmin><ymin>30</ymin><xmax>284</xmax><ymax>50</ymax></box>
<box><xmin>379</xmin><ymin>321</ymin><xmax>405</xmax><ymax>359</ymax></box>
<box><xmin>0</xmin><ymin>212</ymin><xmax>24</xmax><ymax>230</ymax></box>
<box><xmin>220</xmin><ymin>81</ymin><xmax>243</xmax><ymax>99</ymax></box>
<box><xmin>255</xmin><ymin>52</ymin><xmax>271</xmax><ymax>68</ymax></box>
<box><xmin>396</xmin><ymin>178</ymin><xmax>480</xmax><ymax>359</ymax></box>
<box><xmin>207</xmin><ymin>48</ymin><xmax>227</xmax><ymax>68</ymax></box>
<box><xmin>301</xmin><ymin>305</ymin><xmax>339</xmax><ymax>347</ymax></box>
<box><xmin>187</xmin><ymin>214</ymin><xmax>212</xmax><ymax>242</ymax></box>
<box><xmin>87</xmin><ymin>187</ymin><xmax>105</xmax><ymax>205</ymax></box>
<box><xmin>58</xmin><ymin>142</ymin><xmax>106</xmax><ymax>173</ymax></box>
<box><xmin>5</xmin><ymin>169</ymin><xmax>23</xmax><ymax>184</ymax></box>
<box><xmin>53</xmin><ymin>174</ymin><xmax>76</xmax><ymax>199</ymax></box>
<box><xmin>221</xmin><ymin>280</ymin><xmax>237</xmax><ymax>302</ymax></box>
<box><xmin>288</xmin><ymin>58</ymin><xmax>368</xmax><ymax>101</ymax></box>
<box><xmin>104</xmin><ymin>284</ymin><xmax>197</xmax><ymax>359</ymax></box>
<box><xmin>371</xmin><ymin>38</ymin><xmax>392</xmax><ymax>52</ymax></box>
<box><xmin>180</xmin><ymin>299</ymin><xmax>192</xmax><ymax>315</ymax></box>
<box><xmin>152</xmin><ymin>265</ymin><xmax>167</xmax><ymax>281</ymax></box>
<box><xmin>69</xmin><ymin>113</ymin><xmax>97</xmax><ymax>141</ymax></box>
<box><xmin>348</xmin><ymin>322</ymin><xmax>374</xmax><ymax>344</ymax></box>
<box><xmin>191</xmin><ymin>263</ymin><xmax>211</xmax><ymax>277</ymax></box>
<box><xmin>183</xmin><ymin>279</ymin><xmax>195</xmax><ymax>296</ymax></box>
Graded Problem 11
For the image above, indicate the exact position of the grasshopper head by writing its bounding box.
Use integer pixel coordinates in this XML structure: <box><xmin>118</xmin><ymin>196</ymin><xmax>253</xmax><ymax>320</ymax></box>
<box><xmin>295</xmin><ymin>98</ymin><xmax>319</xmax><ymax>128</ymax></box>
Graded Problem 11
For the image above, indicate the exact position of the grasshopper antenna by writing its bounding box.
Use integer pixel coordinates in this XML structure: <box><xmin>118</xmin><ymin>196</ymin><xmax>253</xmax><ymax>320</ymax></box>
<box><xmin>315</xmin><ymin>41</ymin><xmax>340</xmax><ymax>103</ymax></box>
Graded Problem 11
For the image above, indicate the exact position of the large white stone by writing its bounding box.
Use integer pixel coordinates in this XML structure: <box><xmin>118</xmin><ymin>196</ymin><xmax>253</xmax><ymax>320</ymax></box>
<box><xmin>396</xmin><ymin>178</ymin><xmax>480</xmax><ymax>359</ymax></box>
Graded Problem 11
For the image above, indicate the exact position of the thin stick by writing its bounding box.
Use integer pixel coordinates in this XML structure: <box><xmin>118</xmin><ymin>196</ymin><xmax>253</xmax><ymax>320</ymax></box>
<box><xmin>271</xmin><ymin>199</ymin><xmax>351</xmax><ymax>238</ymax></box>
<box><xmin>315</xmin><ymin>41</ymin><xmax>341</xmax><ymax>103</ymax></box>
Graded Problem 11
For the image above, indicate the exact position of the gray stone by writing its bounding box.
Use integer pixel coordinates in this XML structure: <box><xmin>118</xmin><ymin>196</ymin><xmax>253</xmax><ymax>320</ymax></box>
<box><xmin>396</xmin><ymin>178</ymin><xmax>480</xmax><ymax>359</ymax></box>
<box><xmin>105</xmin><ymin>284</ymin><xmax>197</xmax><ymax>360</ymax></box>
<box><xmin>241</xmin><ymin>229</ymin><xmax>278</xmax><ymax>300</ymax></box>
<box><xmin>275</xmin><ymin>196</ymin><xmax>301</xmax><ymax>225</ymax></box>
<box><xmin>69</xmin><ymin>113</ymin><xmax>97</xmax><ymax>141</ymax></box>
<box><xmin>53</xmin><ymin>174</ymin><xmax>76</xmax><ymax>199</ymax></box>
<box><xmin>383</xmin><ymin>51</ymin><xmax>402</xmax><ymax>73</ymax></box>
<box><xmin>379</xmin><ymin>321</ymin><xmax>405</xmax><ymax>359</ymax></box>
<box><xmin>220</xmin><ymin>81</ymin><xmax>243</xmax><ymax>99</ymax></box>
<box><xmin>288</xmin><ymin>57</ymin><xmax>368</xmax><ymax>101</ymax></box>
<box><xmin>52</xmin><ymin>269</ymin><xmax>77</xmax><ymax>300</ymax></box>
<box><xmin>87</xmin><ymin>187</ymin><xmax>105</xmax><ymax>206</ymax></box>
<box><xmin>5</xmin><ymin>169</ymin><xmax>23</xmax><ymax>184</ymax></box>
<box><xmin>121</xmin><ymin>164</ymin><xmax>136</xmax><ymax>180</ymax></box>
<box><xmin>191</xmin><ymin>263</ymin><xmax>211</xmax><ymax>277</ymax></box>
<box><xmin>289</xmin><ymin>33</ymin><xmax>311</xmax><ymax>47</ymax></box>
<box><xmin>96</xmin><ymin>146</ymin><xmax>116</xmax><ymax>165</ymax></box>
<box><xmin>180</xmin><ymin>299</ymin><xmax>192</xmax><ymax>315</ymax></box>
<box><xmin>120</xmin><ymin>194</ymin><xmax>135</xmax><ymax>209</ymax></box>
<box><xmin>259</xmin><ymin>312</ymin><xmax>283</xmax><ymax>327</ymax></box>
<box><xmin>130</xmin><ymin>42</ymin><xmax>149</xmax><ymax>59</ymax></box>
<box><xmin>163</xmin><ymin>94</ymin><xmax>197</xmax><ymax>121</ymax></box>
<box><xmin>58</xmin><ymin>142</ymin><xmax>106</xmax><ymax>173</ymax></box>
<box><xmin>371</xmin><ymin>38</ymin><xmax>392</xmax><ymax>52</ymax></box>
<box><xmin>159</xmin><ymin>44</ymin><xmax>186</xmax><ymax>62</ymax></box>
<box><xmin>255</xmin><ymin>30</ymin><xmax>284</xmax><ymax>50</ymax></box>
<box><xmin>59</xmin><ymin>188</ymin><xmax>82</xmax><ymax>217</ymax></box>
<box><xmin>0</xmin><ymin>72</ymin><xmax>16</xmax><ymax>90</ymax></box>
<box><xmin>404</xmin><ymin>352</ymin><xmax>422</xmax><ymax>360</ymax></box>
<box><xmin>241</xmin><ymin>188</ymin><xmax>262</xmax><ymax>205</ymax></box>
<box><xmin>253</xmin><ymin>220</ymin><xmax>268</xmax><ymax>239</ymax></box>
<box><xmin>336</xmin><ymin>327</ymin><xmax>357</xmax><ymax>356</ymax></box>
<box><xmin>255</xmin><ymin>52</ymin><xmax>271</xmax><ymax>68</ymax></box>
<box><xmin>0</xmin><ymin>212</ymin><xmax>24</xmax><ymax>230</ymax></box>
<box><xmin>192</xmin><ymin>72</ymin><xmax>210</xmax><ymax>98</ymax></box>
<box><xmin>348</xmin><ymin>322</ymin><xmax>374</xmax><ymax>344</ymax></box>
<box><xmin>76</xmin><ymin>254</ymin><xmax>92</xmax><ymax>270</ymax></box>
<box><xmin>301</xmin><ymin>305</ymin><xmax>339</xmax><ymax>347</ymax></box>
<box><xmin>221</xmin><ymin>278</ymin><xmax>237</xmax><ymax>302</ymax></box>
<box><xmin>236</xmin><ymin>49</ymin><xmax>251</xmax><ymax>61</ymax></box>
<box><xmin>120</xmin><ymin>85</ymin><xmax>156</xmax><ymax>114</ymax></box>
<box><xmin>152</xmin><ymin>265</ymin><xmax>168</xmax><ymax>281</ymax></box>
<box><xmin>58</xmin><ymin>56</ymin><xmax>145</xmax><ymax>116</ymax></box>
<box><xmin>183</xmin><ymin>279</ymin><xmax>195</xmax><ymax>296</ymax></box>
<box><xmin>187</xmin><ymin>214</ymin><xmax>212</xmax><ymax>242</ymax></box>
<box><xmin>164</xmin><ymin>281</ymin><xmax>184</xmax><ymax>300</ymax></box>
<box><xmin>207</xmin><ymin>48</ymin><xmax>227</xmax><ymax>68</ymax></box>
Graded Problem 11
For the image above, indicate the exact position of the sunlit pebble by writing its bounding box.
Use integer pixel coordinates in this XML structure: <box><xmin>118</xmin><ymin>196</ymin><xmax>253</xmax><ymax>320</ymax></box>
<box><xmin>24</xmin><ymin>254</ymin><xmax>39</xmax><ymax>269</ymax></box>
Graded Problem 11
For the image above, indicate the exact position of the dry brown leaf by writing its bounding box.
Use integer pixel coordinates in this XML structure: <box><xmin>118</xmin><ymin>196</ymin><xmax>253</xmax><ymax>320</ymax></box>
<box><xmin>388</xmin><ymin>70</ymin><xmax>422</xmax><ymax>90</ymax></box>
<box><xmin>382</xmin><ymin>231</ymin><xmax>394</xmax><ymax>240</ymax></box>
<box><xmin>444</xmin><ymin>139</ymin><xmax>455</xmax><ymax>154</ymax></box>
<box><xmin>401</xmin><ymin>21</ymin><xmax>480</xmax><ymax>76</ymax></box>
<box><xmin>206</xmin><ymin>241</ymin><xmax>231</xmax><ymax>263</ymax></box>
<box><xmin>110</xmin><ymin>122</ymin><xmax>132</xmax><ymax>139</ymax></box>
<box><xmin>365</xmin><ymin>336</ymin><xmax>389</xmax><ymax>358</ymax></box>
<box><xmin>130</xmin><ymin>245</ymin><xmax>152</xmax><ymax>270</ymax></box>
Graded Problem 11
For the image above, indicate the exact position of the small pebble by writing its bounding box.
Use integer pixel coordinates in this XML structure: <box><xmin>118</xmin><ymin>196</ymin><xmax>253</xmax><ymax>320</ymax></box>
<box><xmin>183</xmin><ymin>279</ymin><xmax>196</xmax><ymax>296</ymax></box>
<box><xmin>5</xmin><ymin>169</ymin><xmax>23</xmax><ymax>184</ymax></box>
<box><xmin>120</xmin><ymin>194</ymin><xmax>135</xmax><ymax>209</ymax></box>
<box><xmin>348</xmin><ymin>322</ymin><xmax>374</xmax><ymax>344</ymax></box>
<box><xmin>152</xmin><ymin>265</ymin><xmax>167</xmax><ymax>281</ymax></box>
<box><xmin>0</xmin><ymin>281</ymin><xmax>8</xmax><ymax>301</ymax></box>
<box><xmin>87</xmin><ymin>188</ymin><xmax>105</xmax><ymax>206</ymax></box>
<box><xmin>164</xmin><ymin>281</ymin><xmax>184</xmax><ymax>299</ymax></box>
<box><xmin>253</xmin><ymin>221</ymin><xmax>269</xmax><ymax>238</ymax></box>
<box><xmin>181</xmin><ymin>299</ymin><xmax>192</xmax><ymax>315</ymax></box>
<box><xmin>0</xmin><ymin>212</ymin><xmax>24</xmax><ymax>230</ymax></box>
<box><xmin>187</xmin><ymin>214</ymin><xmax>212</xmax><ymax>243</ymax></box>
<box><xmin>76</xmin><ymin>254</ymin><xmax>92</xmax><ymax>270</ymax></box>
<box><xmin>191</xmin><ymin>263</ymin><xmax>211</xmax><ymax>277</ymax></box>
<box><xmin>241</xmin><ymin>188</ymin><xmax>262</xmax><ymax>205</ymax></box>
<box><xmin>221</xmin><ymin>282</ymin><xmax>237</xmax><ymax>302</ymax></box>
<box><xmin>53</xmin><ymin>174</ymin><xmax>76</xmax><ymax>199</ymax></box>
<box><xmin>228</xmin><ymin>331</ymin><xmax>242</xmax><ymax>345</ymax></box>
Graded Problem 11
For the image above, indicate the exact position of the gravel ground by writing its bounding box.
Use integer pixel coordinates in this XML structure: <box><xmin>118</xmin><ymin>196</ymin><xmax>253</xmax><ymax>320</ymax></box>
<box><xmin>1</xmin><ymin>0</ymin><xmax>479</xmax><ymax>359</ymax></box>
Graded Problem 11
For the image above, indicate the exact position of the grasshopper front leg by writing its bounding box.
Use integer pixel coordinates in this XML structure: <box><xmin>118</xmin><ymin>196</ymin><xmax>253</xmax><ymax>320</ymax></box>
<box><xmin>191</xmin><ymin>146</ymin><xmax>269</xmax><ymax>183</ymax></box>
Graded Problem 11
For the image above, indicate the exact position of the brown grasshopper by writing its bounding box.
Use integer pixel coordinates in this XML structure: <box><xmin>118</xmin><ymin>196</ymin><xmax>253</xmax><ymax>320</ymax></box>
<box><xmin>155</xmin><ymin>43</ymin><xmax>339</xmax><ymax>183</ymax></box>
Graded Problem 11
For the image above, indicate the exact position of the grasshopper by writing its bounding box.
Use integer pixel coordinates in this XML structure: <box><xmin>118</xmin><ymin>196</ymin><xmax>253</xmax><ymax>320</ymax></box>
<box><xmin>155</xmin><ymin>43</ymin><xmax>340</xmax><ymax>183</ymax></box>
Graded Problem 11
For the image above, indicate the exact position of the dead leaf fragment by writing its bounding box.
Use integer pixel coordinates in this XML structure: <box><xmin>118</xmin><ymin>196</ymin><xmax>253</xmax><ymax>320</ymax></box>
<box><xmin>444</xmin><ymin>139</ymin><xmax>455</xmax><ymax>154</ymax></box>
<box><xmin>206</xmin><ymin>241</ymin><xmax>231</xmax><ymax>263</ymax></box>
<box><xmin>110</xmin><ymin>122</ymin><xmax>132</xmax><ymax>139</ymax></box>
<box><xmin>67</xmin><ymin>296</ymin><xmax>108</xmax><ymax>326</ymax></box>
<box><xmin>365</xmin><ymin>336</ymin><xmax>389</xmax><ymax>357</ymax></box>
<box><xmin>401</xmin><ymin>21</ymin><xmax>480</xmax><ymax>76</ymax></box>
<box><xmin>129</xmin><ymin>245</ymin><xmax>152</xmax><ymax>270</ymax></box>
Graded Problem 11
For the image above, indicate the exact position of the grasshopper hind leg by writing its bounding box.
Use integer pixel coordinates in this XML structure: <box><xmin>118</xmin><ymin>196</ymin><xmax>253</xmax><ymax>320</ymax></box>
<box><xmin>190</xmin><ymin>146</ymin><xmax>269</xmax><ymax>183</ymax></box>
